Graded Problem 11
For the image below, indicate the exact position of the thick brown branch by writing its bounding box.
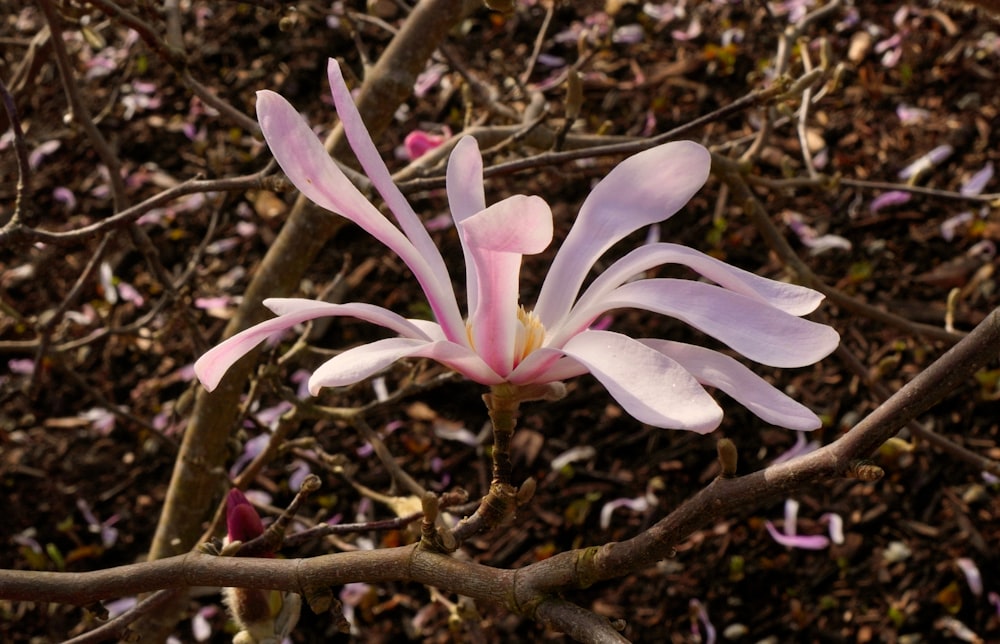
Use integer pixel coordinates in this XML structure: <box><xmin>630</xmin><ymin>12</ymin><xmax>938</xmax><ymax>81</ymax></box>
<box><xmin>515</xmin><ymin>307</ymin><xmax>1000</xmax><ymax>597</ymax></box>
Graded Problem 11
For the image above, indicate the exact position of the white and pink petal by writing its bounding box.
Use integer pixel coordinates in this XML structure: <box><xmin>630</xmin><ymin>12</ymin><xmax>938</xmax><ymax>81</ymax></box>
<box><xmin>572</xmin><ymin>243</ymin><xmax>826</xmax><ymax>320</ymax></box>
<box><xmin>641</xmin><ymin>339</ymin><xmax>822</xmax><ymax>430</ymax></box>
<box><xmin>534</xmin><ymin>141</ymin><xmax>711</xmax><ymax>326</ymax></box>
<box><xmin>461</xmin><ymin>194</ymin><xmax>553</xmax><ymax>375</ymax></box>
<box><xmin>446</xmin><ymin>136</ymin><xmax>488</xmax><ymax>312</ymax></box>
<box><xmin>308</xmin><ymin>338</ymin><xmax>502</xmax><ymax>393</ymax></box>
<box><xmin>559</xmin><ymin>279</ymin><xmax>839</xmax><ymax>368</ymax></box>
<box><xmin>194</xmin><ymin>300</ymin><xmax>438</xmax><ymax>391</ymax></box>
<box><xmin>559</xmin><ymin>330</ymin><xmax>723</xmax><ymax>432</ymax></box>
<box><xmin>326</xmin><ymin>60</ymin><xmax>452</xmax><ymax>294</ymax></box>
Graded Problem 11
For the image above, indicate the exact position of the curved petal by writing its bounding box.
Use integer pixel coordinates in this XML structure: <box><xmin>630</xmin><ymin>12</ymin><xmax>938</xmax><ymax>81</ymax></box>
<box><xmin>534</xmin><ymin>141</ymin><xmax>711</xmax><ymax>326</ymax></box>
<box><xmin>462</xmin><ymin>195</ymin><xmax>553</xmax><ymax>375</ymax></box>
<box><xmin>257</xmin><ymin>85</ymin><xmax>464</xmax><ymax>343</ymax></box>
<box><xmin>264</xmin><ymin>298</ymin><xmax>435</xmax><ymax>340</ymax></box>
<box><xmin>508</xmin><ymin>347</ymin><xmax>589</xmax><ymax>385</ymax></box>
<box><xmin>559</xmin><ymin>279</ymin><xmax>839</xmax><ymax>368</ymax></box>
<box><xmin>560</xmin><ymin>330</ymin><xmax>723</xmax><ymax>432</ymax></box>
<box><xmin>309</xmin><ymin>337</ymin><xmax>502</xmax><ymax>393</ymax></box>
<box><xmin>641</xmin><ymin>339</ymin><xmax>822</xmax><ymax>430</ymax></box>
<box><xmin>446</xmin><ymin>136</ymin><xmax>487</xmax><ymax>312</ymax></box>
<box><xmin>461</xmin><ymin>195</ymin><xmax>553</xmax><ymax>254</ymax></box>
<box><xmin>765</xmin><ymin>521</ymin><xmax>830</xmax><ymax>550</ymax></box>
<box><xmin>256</xmin><ymin>90</ymin><xmax>413</xmax><ymax>263</ymax></box>
<box><xmin>572</xmin><ymin>243</ymin><xmax>826</xmax><ymax>320</ymax></box>
<box><xmin>194</xmin><ymin>299</ymin><xmax>436</xmax><ymax>391</ymax></box>
<box><xmin>326</xmin><ymin>60</ymin><xmax>452</xmax><ymax>295</ymax></box>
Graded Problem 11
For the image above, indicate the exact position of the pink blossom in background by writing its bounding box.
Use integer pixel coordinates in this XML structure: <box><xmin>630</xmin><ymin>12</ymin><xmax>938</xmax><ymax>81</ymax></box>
<box><xmin>770</xmin><ymin>430</ymin><xmax>820</xmax><ymax>465</ymax></box>
<box><xmin>613</xmin><ymin>24</ymin><xmax>645</xmax><ymax>44</ymax></box>
<box><xmin>765</xmin><ymin>498</ymin><xmax>844</xmax><ymax>550</ymax></box>
<box><xmin>403</xmin><ymin>127</ymin><xmax>451</xmax><ymax>161</ymax></box>
<box><xmin>961</xmin><ymin>161</ymin><xmax>994</xmax><ymax>196</ymax></box>
<box><xmin>956</xmin><ymin>558</ymin><xmax>982</xmax><ymax>596</ymax></box>
<box><xmin>9</xmin><ymin>359</ymin><xmax>35</xmax><ymax>375</ymax></box>
<box><xmin>898</xmin><ymin>144</ymin><xmax>953</xmax><ymax>180</ymax></box>
<box><xmin>76</xmin><ymin>498</ymin><xmax>119</xmax><ymax>549</ymax></box>
<box><xmin>940</xmin><ymin>212</ymin><xmax>974</xmax><ymax>242</ymax></box>
<box><xmin>671</xmin><ymin>16</ymin><xmax>702</xmax><ymax>41</ymax></box>
<box><xmin>689</xmin><ymin>599</ymin><xmax>716</xmax><ymax>644</ymax></box>
<box><xmin>195</xmin><ymin>59</ymin><xmax>838</xmax><ymax>434</ymax></box>
<box><xmin>52</xmin><ymin>186</ymin><xmax>77</xmax><ymax>211</ymax></box>
<box><xmin>768</xmin><ymin>0</ymin><xmax>815</xmax><ymax>24</ymax></box>
<box><xmin>869</xmin><ymin>190</ymin><xmax>911</xmax><ymax>214</ymax></box>
<box><xmin>896</xmin><ymin>104</ymin><xmax>930</xmax><ymax>125</ymax></box>
<box><xmin>29</xmin><ymin>139</ymin><xmax>60</xmax><ymax>170</ymax></box>
<box><xmin>413</xmin><ymin>63</ymin><xmax>448</xmax><ymax>98</ymax></box>
<box><xmin>599</xmin><ymin>486</ymin><xmax>657</xmax><ymax>529</ymax></box>
<box><xmin>783</xmin><ymin>211</ymin><xmax>852</xmax><ymax>255</ymax></box>
<box><xmin>83</xmin><ymin>407</ymin><xmax>116</xmax><ymax>436</ymax></box>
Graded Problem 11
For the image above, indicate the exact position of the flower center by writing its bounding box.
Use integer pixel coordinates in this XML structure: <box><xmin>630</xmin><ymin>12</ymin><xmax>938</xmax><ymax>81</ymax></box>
<box><xmin>513</xmin><ymin>306</ymin><xmax>546</xmax><ymax>365</ymax></box>
<box><xmin>465</xmin><ymin>306</ymin><xmax>547</xmax><ymax>369</ymax></box>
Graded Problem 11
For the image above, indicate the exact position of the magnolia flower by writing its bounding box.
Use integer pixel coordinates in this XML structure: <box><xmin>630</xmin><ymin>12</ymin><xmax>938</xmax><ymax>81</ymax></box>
<box><xmin>195</xmin><ymin>58</ymin><xmax>838</xmax><ymax>433</ymax></box>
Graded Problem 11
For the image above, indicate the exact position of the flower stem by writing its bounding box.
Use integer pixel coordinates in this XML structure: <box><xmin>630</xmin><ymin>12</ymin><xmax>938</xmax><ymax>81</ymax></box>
<box><xmin>452</xmin><ymin>384</ymin><xmax>526</xmax><ymax>540</ymax></box>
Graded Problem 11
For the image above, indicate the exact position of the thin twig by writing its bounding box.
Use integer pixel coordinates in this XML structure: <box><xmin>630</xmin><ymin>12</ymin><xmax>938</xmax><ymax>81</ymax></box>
<box><xmin>834</xmin><ymin>344</ymin><xmax>1000</xmax><ymax>476</ymax></box>
<box><xmin>712</xmin><ymin>152</ymin><xmax>964</xmax><ymax>344</ymax></box>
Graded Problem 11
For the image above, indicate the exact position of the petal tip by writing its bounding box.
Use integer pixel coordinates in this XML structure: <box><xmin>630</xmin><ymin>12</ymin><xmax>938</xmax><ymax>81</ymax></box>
<box><xmin>193</xmin><ymin>357</ymin><xmax>221</xmax><ymax>392</ymax></box>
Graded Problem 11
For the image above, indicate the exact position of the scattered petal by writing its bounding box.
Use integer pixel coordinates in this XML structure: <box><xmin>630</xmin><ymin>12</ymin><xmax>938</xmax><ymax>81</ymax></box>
<box><xmin>869</xmin><ymin>190</ymin><xmax>911</xmax><ymax>213</ymax></box>
<box><xmin>961</xmin><ymin>161</ymin><xmax>994</xmax><ymax>196</ymax></box>
<box><xmin>956</xmin><ymin>557</ymin><xmax>983</xmax><ymax>596</ymax></box>
<box><xmin>550</xmin><ymin>445</ymin><xmax>596</xmax><ymax>471</ymax></box>
<box><xmin>765</xmin><ymin>520</ymin><xmax>829</xmax><ymax>549</ymax></box>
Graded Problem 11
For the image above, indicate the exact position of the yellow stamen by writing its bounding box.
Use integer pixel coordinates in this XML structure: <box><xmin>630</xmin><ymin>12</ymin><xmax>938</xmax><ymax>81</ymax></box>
<box><xmin>514</xmin><ymin>306</ymin><xmax>546</xmax><ymax>365</ymax></box>
<box><xmin>466</xmin><ymin>306</ymin><xmax>547</xmax><ymax>367</ymax></box>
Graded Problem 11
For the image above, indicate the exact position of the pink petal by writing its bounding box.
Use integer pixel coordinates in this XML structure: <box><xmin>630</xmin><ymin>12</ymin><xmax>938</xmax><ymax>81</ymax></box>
<box><xmin>309</xmin><ymin>338</ymin><xmax>501</xmax><ymax>393</ymax></box>
<box><xmin>263</xmin><ymin>298</ymin><xmax>433</xmax><ymax>338</ymax></box>
<box><xmin>641</xmin><ymin>339</ymin><xmax>822</xmax><ymax>430</ymax></box>
<box><xmin>765</xmin><ymin>521</ymin><xmax>829</xmax><ymax>550</ymax></box>
<box><xmin>897</xmin><ymin>144</ymin><xmax>953</xmax><ymax>179</ymax></box>
<box><xmin>567</xmin><ymin>243</ymin><xmax>824</xmax><ymax>334</ymax></box>
<box><xmin>256</xmin><ymin>87</ymin><xmax>464</xmax><ymax>343</ymax></box>
<box><xmin>326</xmin><ymin>60</ymin><xmax>453</xmax><ymax>297</ymax></box>
<box><xmin>599</xmin><ymin>495</ymin><xmax>652</xmax><ymax>529</ymax></box>
<box><xmin>535</xmin><ymin>141</ymin><xmax>710</xmax><ymax>327</ymax></box>
<box><xmin>562</xmin><ymin>279</ymin><xmax>839</xmax><ymax>368</ymax></box>
<box><xmin>461</xmin><ymin>195</ymin><xmax>553</xmax><ymax>375</ymax></box>
<box><xmin>869</xmin><ymin>190</ymin><xmax>911</xmax><ymax>213</ymax></box>
<box><xmin>508</xmin><ymin>347</ymin><xmax>589</xmax><ymax>385</ymax></box>
<box><xmin>194</xmin><ymin>300</ymin><xmax>433</xmax><ymax>391</ymax></box>
<box><xmin>446</xmin><ymin>136</ymin><xmax>487</xmax><ymax>312</ymax></box>
<box><xmin>29</xmin><ymin>139</ymin><xmax>61</xmax><ymax>170</ymax></box>
<box><xmin>956</xmin><ymin>558</ymin><xmax>983</xmax><ymax>596</ymax></box>
<box><xmin>403</xmin><ymin>130</ymin><xmax>447</xmax><ymax>160</ymax></box>
<box><xmin>896</xmin><ymin>104</ymin><xmax>930</xmax><ymax>125</ymax></box>
<box><xmin>823</xmin><ymin>513</ymin><xmax>845</xmax><ymax>545</ymax></box>
<box><xmin>226</xmin><ymin>489</ymin><xmax>265</xmax><ymax>543</ymax></box>
<box><xmin>961</xmin><ymin>161</ymin><xmax>994</xmax><ymax>196</ymax></box>
<box><xmin>461</xmin><ymin>195</ymin><xmax>553</xmax><ymax>254</ymax></box>
<box><xmin>9</xmin><ymin>358</ymin><xmax>35</xmax><ymax>375</ymax></box>
<box><xmin>771</xmin><ymin>432</ymin><xmax>820</xmax><ymax>464</ymax></box>
<box><xmin>559</xmin><ymin>330</ymin><xmax>723</xmax><ymax>432</ymax></box>
<box><xmin>784</xmin><ymin>498</ymin><xmax>800</xmax><ymax>536</ymax></box>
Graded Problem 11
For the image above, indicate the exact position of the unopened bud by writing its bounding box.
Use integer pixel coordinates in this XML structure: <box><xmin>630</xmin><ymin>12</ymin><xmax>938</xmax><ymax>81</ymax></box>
<box><xmin>717</xmin><ymin>438</ymin><xmax>738</xmax><ymax>478</ymax></box>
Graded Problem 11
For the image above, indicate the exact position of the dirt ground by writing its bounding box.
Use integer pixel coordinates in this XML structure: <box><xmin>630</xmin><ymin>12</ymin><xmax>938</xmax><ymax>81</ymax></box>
<box><xmin>2</xmin><ymin>1</ymin><xmax>1000</xmax><ymax>642</ymax></box>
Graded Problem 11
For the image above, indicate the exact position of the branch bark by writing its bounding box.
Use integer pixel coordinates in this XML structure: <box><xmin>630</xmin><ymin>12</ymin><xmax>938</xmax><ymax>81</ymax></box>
<box><xmin>6</xmin><ymin>308</ymin><xmax>996</xmax><ymax>643</ymax></box>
